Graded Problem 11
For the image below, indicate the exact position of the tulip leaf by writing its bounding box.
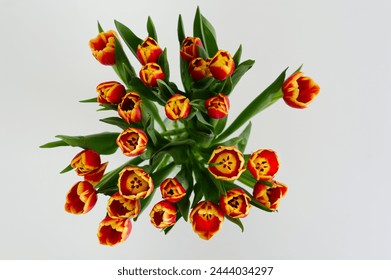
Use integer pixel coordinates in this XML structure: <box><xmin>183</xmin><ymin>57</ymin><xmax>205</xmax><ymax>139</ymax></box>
<box><xmin>128</xmin><ymin>77</ymin><xmax>165</xmax><ymax>105</ymax></box>
<box><xmin>180</xmin><ymin>58</ymin><xmax>192</xmax><ymax>93</ymax></box>
<box><xmin>158</xmin><ymin>49</ymin><xmax>171</xmax><ymax>84</ymax></box>
<box><xmin>114</xmin><ymin>20</ymin><xmax>143</xmax><ymax>58</ymax></box>
<box><xmin>97</xmin><ymin>103</ymin><xmax>117</xmax><ymax>111</ymax></box>
<box><xmin>250</xmin><ymin>197</ymin><xmax>274</xmax><ymax>212</ymax></box>
<box><xmin>225</xmin><ymin>215</ymin><xmax>244</xmax><ymax>232</ymax></box>
<box><xmin>40</xmin><ymin>140</ymin><xmax>69</xmax><ymax>149</ymax></box>
<box><xmin>146</xmin><ymin>16</ymin><xmax>158</xmax><ymax>41</ymax></box>
<box><xmin>193</xmin><ymin>7</ymin><xmax>206</xmax><ymax>53</ymax></box>
<box><xmin>97</xmin><ymin>21</ymin><xmax>104</xmax><ymax>33</ymax></box>
<box><xmin>55</xmin><ymin>132</ymin><xmax>120</xmax><ymax>155</ymax></box>
<box><xmin>79</xmin><ymin>97</ymin><xmax>97</xmax><ymax>103</ymax></box>
<box><xmin>140</xmin><ymin>99</ymin><xmax>166</xmax><ymax>131</ymax></box>
<box><xmin>215</xmin><ymin>67</ymin><xmax>287</xmax><ymax>143</ymax></box>
<box><xmin>230</xmin><ymin>59</ymin><xmax>255</xmax><ymax>92</ymax></box>
<box><xmin>221</xmin><ymin>76</ymin><xmax>233</xmax><ymax>95</ymax></box>
<box><xmin>200</xmin><ymin>14</ymin><xmax>218</xmax><ymax>57</ymax></box>
<box><xmin>211</xmin><ymin>116</ymin><xmax>228</xmax><ymax>136</ymax></box>
<box><xmin>177</xmin><ymin>14</ymin><xmax>186</xmax><ymax>45</ymax></box>
<box><xmin>176</xmin><ymin>195</ymin><xmax>190</xmax><ymax>222</ymax></box>
<box><xmin>237</xmin><ymin>122</ymin><xmax>252</xmax><ymax>152</ymax></box>
<box><xmin>60</xmin><ymin>164</ymin><xmax>73</xmax><ymax>174</ymax></box>
<box><xmin>233</xmin><ymin>44</ymin><xmax>242</xmax><ymax>66</ymax></box>
<box><xmin>113</xmin><ymin>37</ymin><xmax>136</xmax><ymax>85</ymax></box>
<box><xmin>99</xmin><ymin>117</ymin><xmax>130</xmax><ymax>130</ymax></box>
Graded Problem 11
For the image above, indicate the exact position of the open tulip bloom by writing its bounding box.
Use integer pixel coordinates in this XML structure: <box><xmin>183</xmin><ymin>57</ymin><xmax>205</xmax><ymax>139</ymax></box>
<box><xmin>41</xmin><ymin>7</ymin><xmax>320</xmax><ymax>245</ymax></box>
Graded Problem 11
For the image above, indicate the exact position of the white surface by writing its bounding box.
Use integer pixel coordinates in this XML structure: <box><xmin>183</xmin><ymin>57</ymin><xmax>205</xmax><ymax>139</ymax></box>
<box><xmin>1</xmin><ymin>0</ymin><xmax>390</xmax><ymax>259</ymax></box>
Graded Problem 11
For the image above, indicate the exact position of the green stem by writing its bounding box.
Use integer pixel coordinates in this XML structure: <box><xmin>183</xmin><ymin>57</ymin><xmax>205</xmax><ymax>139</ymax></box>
<box><xmin>160</xmin><ymin>128</ymin><xmax>187</xmax><ymax>137</ymax></box>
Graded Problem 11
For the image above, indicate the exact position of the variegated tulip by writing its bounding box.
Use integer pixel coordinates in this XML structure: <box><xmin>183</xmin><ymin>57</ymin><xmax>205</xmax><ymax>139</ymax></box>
<box><xmin>65</xmin><ymin>181</ymin><xmax>97</xmax><ymax>215</ymax></box>
<box><xmin>96</xmin><ymin>81</ymin><xmax>126</xmax><ymax>104</ymax></box>
<box><xmin>282</xmin><ymin>72</ymin><xmax>320</xmax><ymax>109</ymax></box>
<box><xmin>84</xmin><ymin>162</ymin><xmax>108</xmax><ymax>186</ymax></box>
<box><xmin>190</xmin><ymin>201</ymin><xmax>224</xmax><ymax>240</ymax></box>
<box><xmin>107</xmin><ymin>192</ymin><xmax>141</xmax><ymax>219</ymax></box>
<box><xmin>116</xmin><ymin>128</ymin><xmax>148</xmax><ymax>157</ymax></box>
<box><xmin>208</xmin><ymin>146</ymin><xmax>246</xmax><ymax>181</ymax></box>
<box><xmin>139</xmin><ymin>62</ymin><xmax>165</xmax><ymax>87</ymax></box>
<box><xmin>70</xmin><ymin>149</ymin><xmax>101</xmax><ymax>176</ymax></box>
<box><xmin>247</xmin><ymin>149</ymin><xmax>279</xmax><ymax>181</ymax></box>
<box><xmin>89</xmin><ymin>30</ymin><xmax>117</xmax><ymax>65</ymax></box>
<box><xmin>118</xmin><ymin>166</ymin><xmax>154</xmax><ymax>199</ymax></box>
<box><xmin>137</xmin><ymin>37</ymin><xmax>163</xmax><ymax>65</ymax></box>
<box><xmin>118</xmin><ymin>92</ymin><xmax>142</xmax><ymax>124</ymax></box>
<box><xmin>97</xmin><ymin>216</ymin><xmax>132</xmax><ymax>246</ymax></box>
<box><xmin>253</xmin><ymin>180</ymin><xmax>288</xmax><ymax>211</ymax></box>
<box><xmin>180</xmin><ymin>37</ymin><xmax>203</xmax><ymax>62</ymax></box>
<box><xmin>209</xmin><ymin>50</ymin><xmax>235</xmax><ymax>80</ymax></box>
<box><xmin>188</xmin><ymin>57</ymin><xmax>212</xmax><ymax>80</ymax></box>
<box><xmin>149</xmin><ymin>200</ymin><xmax>177</xmax><ymax>229</ymax></box>
<box><xmin>165</xmin><ymin>94</ymin><xmax>191</xmax><ymax>120</ymax></box>
<box><xmin>160</xmin><ymin>178</ymin><xmax>186</xmax><ymax>203</ymax></box>
<box><xmin>205</xmin><ymin>93</ymin><xmax>230</xmax><ymax>119</ymax></box>
<box><xmin>219</xmin><ymin>188</ymin><xmax>251</xmax><ymax>218</ymax></box>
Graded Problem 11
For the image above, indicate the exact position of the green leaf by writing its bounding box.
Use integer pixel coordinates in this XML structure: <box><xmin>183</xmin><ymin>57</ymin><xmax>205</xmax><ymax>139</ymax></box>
<box><xmin>212</xmin><ymin>116</ymin><xmax>228</xmax><ymax>136</ymax></box>
<box><xmin>158</xmin><ymin>49</ymin><xmax>170</xmax><ymax>84</ymax></box>
<box><xmin>60</xmin><ymin>164</ymin><xmax>73</xmax><ymax>174</ymax></box>
<box><xmin>200</xmin><ymin>14</ymin><xmax>218</xmax><ymax>56</ymax></box>
<box><xmin>40</xmin><ymin>140</ymin><xmax>68</xmax><ymax>149</ymax></box>
<box><xmin>97</xmin><ymin>103</ymin><xmax>117</xmax><ymax>111</ymax></box>
<box><xmin>128</xmin><ymin>77</ymin><xmax>165</xmax><ymax>105</ymax></box>
<box><xmin>146</xmin><ymin>16</ymin><xmax>158</xmax><ymax>41</ymax></box>
<box><xmin>177</xmin><ymin>14</ymin><xmax>186</xmax><ymax>44</ymax></box>
<box><xmin>180</xmin><ymin>58</ymin><xmax>192</xmax><ymax>93</ymax></box>
<box><xmin>112</xmin><ymin>37</ymin><xmax>136</xmax><ymax>85</ymax></box>
<box><xmin>55</xmin><ymin>132</ymin><xmax>120</xmax><ymax>155</ymax></box>
<box><xmin>79</xmin><ymin>97</ymin><xmax>97</xmax><ymax>103</ymax></box>
<box><xmin>230</xmin><ymin>59</ymin><xmax>255</xmax><ymax>91</ymax></box>
<box><xmin>193</xmin><ymin>7</ymin><xmax>206</xmax><ymax>52</ymax></box>
<box><xmin>114</xmin><ymin>20</ymin><xmax>143</xmax><ymax>58</ymax></box>
<box><xmin>97</xmin><ymin>21</ymin><xmax>104</xmax><ymax>33</ymax></box>
<box><xmin>140</xmin><ymin>99</ymin><xmax>166</xmax><ymax>131</ymax></box>
<box><xmin>99</xmin><ymin>117</ymin><xmax>130</xmax><ymax>130</ymax></box>
<box><xmin>232</xmin><ymin>45</ymin><xmax>242</xmax><ymax>67</ymax></box>
<box><xmin>215</xmin><ymin>67</ymin><xmax>287</xmax><ymax>143</ymax></box>
<box><xmin>225</xmin><ymin>215</ymin><xmax>245</xmax><ymax>232</ymax></box>
<box><xmin>237</xmin><ymin>122</ymin><xmax>252</xmax><ymax>152</ymax></box>
<box><xmin>176</xmin><ymin>196</ymin><xmax>190</xmax><ymax>222</ymax></box>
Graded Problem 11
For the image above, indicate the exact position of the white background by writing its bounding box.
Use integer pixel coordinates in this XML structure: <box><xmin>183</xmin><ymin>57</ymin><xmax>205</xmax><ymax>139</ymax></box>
<box><xmin>1</xmin><ymin>0</ymin><xmax>390</xmax><ymax>259</ymax></box>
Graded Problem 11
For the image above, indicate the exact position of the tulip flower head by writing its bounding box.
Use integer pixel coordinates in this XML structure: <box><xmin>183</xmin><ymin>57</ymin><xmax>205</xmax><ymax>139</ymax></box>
<box><xmin>97</xmin><ymin>216</ymin><xmax>132</xmax><ymax>246</ymax></box>
<box><xmin>190</xmin><ymin>201</ymin><xmax>224</xmax><ymax>240</ymax></box>
<box><xmin>208</xmin><ymin>146</ymin><xmax>246</xmax><ymax>180</ymax></box>
<box><xmin>84</xmin><ymin>162</ymin><xmax>108</xmax><ymax>186</ymax></box>
<box><xmin>116</xmin><ymin>128</ymin><xmax>148</xmax><ymax>157</ymax></box>
<box><xmin>209</xmin><ymin>50</ymin><xmax>235</xmax><ymax>80</ymax></box>
<box><xmin>139</xmin><ymin>62</ymin><xmax>165</xmax><ymax>87</ymax></box>
<box><xmin>149</xmin><ymin>200</ymin><xmax>177</xmax><ymax>229</ymax></box>
<box><xmin>65</xmin><ymin>181</ymin><xmax>98</xmax><ymax>214</ymax></box>
<box><xmin>160</xmin><ymin>178</ymin><xmax>186</xmax><ymax>203</ymax></box>
<box><xmin>70</xmin><ymin>149</ymin><xmax>101</xmax><ymax>176</ymax></box>
<box><xmin>205</xmin><ymin>93</ymin><xmax>230</xmax><ymax>119</ymax></box>
<box><xmin>282</xmin><ymin>72</ymin><xmax>320</xmax><ymax>109</ymax></box>
<box><xmin>89</xmin><ymin>30</ymin><xmax>117</xmax><ymax>65</ymax></box>
<box><xmin>107</xmin><ymin>192</ymin><xmax>141</xmax><ymax>219</ymax></box>
<box><xmin>253</xmin><ymin>180</ymin><xmax>288</xmax><ymax>211</ymax></box>
<box><xmin>180</xmin><ymin>37</ymin><xmax>203</xmax><ymax>62</ymax></box>
<box><xmin>165</xmin><ymin>94</ymin><xmax>192</xmax><ymax>120</ymax></box>
<box><xmin>96</xmin><ymin>81</ymin><xmax>126</xmax><ymax>104</ymax></box>
<box><xmin>188</xmin><ymin>57</ymin><xmax>212</xmax><ymax>80</ymax></box>
<box><xmin>219</xmin><ymin>188</ymin><xmax>251</xmax><ymax>218</ymax></box>
<box><xmin>247</xmin><ymin>149</ymin><xmax>279</xmax><ymax>181</ymax></box>
<box><xmin>118</xmin><ymin>166</ymin><xmax>154</xmax><ymax>199</ymax></box>
<box><xmin>118</xmin><ymin>92</ymin><xmax>142</xmax><ymax>124</ymax></box>
<box><xmin>137</xmin><ymin>37</ymin><xmax>163</xmax><ymax>65</ymax></box>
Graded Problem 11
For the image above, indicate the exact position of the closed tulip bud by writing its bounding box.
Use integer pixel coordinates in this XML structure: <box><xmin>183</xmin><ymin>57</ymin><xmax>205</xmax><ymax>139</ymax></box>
<box><xmin>118</xmin><ymin>166</ymin><xmax>154</xmax><ymax>200</ymax></box>
<box><xmin>188</xmin><ymin>57</ymin><xmax>212</xmax><ymax>80</ymax></box>
<box><xmin>190</xmin><ymin>201</ymin><xmax>224</xmax><ymax>240</ymax></box>
<box><xmin>205</xmin><ymin>93</ymin><xmax>230</xmax><ymax>119</ymax></box>
<box><xmin>96</xmin><ymin>81</ymin><xmax>126</xmax><ymax>104</ymax></box>
<box><xmin>137</xmin><ymin>37</ymin><xmax>163</xmax><ymax>65</ymax></box>
<box><xmin>165</xmin><ymin>94</ymin><xmax>191</xmax><ymax>120</ymax></box>
<box><xmin>116</xmin><ymin>128</ymin><xmax>148</xmax><ymax>157</ymax></box>
<box><xmin>160</xmin><ymin>178</ymin><xmax>186</xmax><ymax>203</ymax></box>
<box><xmin>180</xmin><ymin>37</ymin><xmax>203</xmax><ymax>62</ymax></box>
<box><xmin>89</xmin><ymin>30</ymin><xmax>117</xmax><ymax>65</ymax></box>
<box><xmin>149</xmin><ymin>200</ymin><xmax>177</xmax><ymax>229</ymax></box>
<box><xmin>97</xmin><ymin>216</ymin><xmax>132</xmax><ymax>246</ymax></box>
<box><xmin>282</xmin><ymin>72</ymin><xmax>320</xmax><ymax>109</ymax></box>
<box><xmin>107</xmin><ymin>192</ymin><xmax>141</xmax><ymax>219</ymax></box>
<box><xmin>253</xmin><ymin>180</ymin><xmax>288</xmax><ymax>211</ymax></box>
<box><xmin>65</xmin><ymin>181</ymin><xmax>97</xmax><ymax>214</ymax></box>
<box><xmin>219</xmin><ymin>188</ymin><xmax>251</xmax><ymax>218</ymax></box>
<box><xmin>70</xmin><ymin>149</ymin><xmax>101</xmax><ymax>176</ymax></box>
<box><xmin>208</xmin><ymin>146</ymin><xmax>246</xmax><ymax>181</ymax></box>
<box><xmin>209</xmin><ymin>50</ymin><xmax>235</xmax><ymax>80</ymax></box>
<box><xmin>118</xmin><ymin>92</ymin><xmax>142</xmax><ymax>124</ymax></box>
<box><xmin>247</xmin><ymin>149</ymin><xmax>279</xmax><ymax>181</ymax></box>
<box><xmin>139</xmin><ymin>62</ymin><xmax>165</xmax><ymax>87</ymax></box>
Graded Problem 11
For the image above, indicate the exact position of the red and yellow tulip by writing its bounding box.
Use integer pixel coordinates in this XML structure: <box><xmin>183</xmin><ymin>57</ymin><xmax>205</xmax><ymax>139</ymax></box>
<box><xmin>188</xmin><ymin>57</ymin><xmax>212</xmax><ymax>80</ymax></box>
<box><xmin>149</xmin><ymin>200</ymin><xmax>177</xmax><ymax>229</ymax></box>
<box><xmin>139</xmin><ymin>62</ymin><xmax>165</xmax><ymax>87</ymax></box>
<box><xmin>97</xmin><ymin>216</ymin><xmax>132</xmax><ymax>246</ymax></box>
<box><xmin>282</xmin><ymin>72</ymin><xmax>320</xmax><ymax>109</ymax></box>
<box><xmin>190</xmin><ymin>201</ymin><xmax>224</xmax><ymax>240</ymax></box>
<box><xmin>116</xmin><ymin>128</ymin><xmax>148</xmax><ymax>157</ymax></box>
<box><xmin>118</xmin><ymin>166</ymin><xmax>154</xmax><ymax>199</ymax></box>
<box><xmin>89</xmin><ymin>30</ymin><xmax>117</xmax><ymax>65</ymax></box>
<box><xmin>70</xmin><ymin>149</ymin><xmax>101</xmax><ymax>176</ymax></box>
<box><xmin>107</xmin><ymin>192</ymin><xmax>141</xmax><ymax>219</ymax></box>
<box><xmin>96</xmin><ymin>81</ymin><xmax>126</xmax><ymax>104</ymax></box>
<box><xmin>219</xmin><ymin>188</ymin><xmax>251</xmax><ymax>218</ymax></box>
<box><xmin>253</xmin><ymin>180</ymin><xmax>288</xmax><ymax>211</ymax></box>
<box><xmin>205</xmin><ymin>93</ymin><xmax>230</xmax><ymax>119</ymax></box>
<box><xmin>137</xmin><ymin>37</ymin><xmax>163</xmax><ymax>65</ymax></box>
<box><xmin>160</xmin><ymin>178</ymin><xmax>186</xmax><ymax>203</ymax></box>
<box><xmin>180</xmin><ymin>37</ymin><xmax>203</xmax><ymax>62</ymax></box>
<box><xmin>208</xmin><ymin>50</ymin><xmax>235</xmax><ymax>80</ymax></box>
<box><xmin>84</xmin><ymin>162</ymin><xmax>108</xmax><ymax>186</ymax></box>
<box><xmin>65</xmin><ymin>181</ymin><xmax>98</xmax><ymax>215</ymax></box>
<box><xmin>118</xmin><ymin>92</ymin><xmax>142</xmax><ymax>124</ymax></box>
<box><xmin>208</xmin><ymin>146</ymin><xmax>246</xmax><ymax>181</ymax></box>
<box><xmin>165</xmin><ymin>94</ymin><xmax>191</xmax><ymax>120</ymax></box>
<box><xmin>247</xmin><ymin>149</ymin><xmax>279</xmax><ymax>181</ymax></box>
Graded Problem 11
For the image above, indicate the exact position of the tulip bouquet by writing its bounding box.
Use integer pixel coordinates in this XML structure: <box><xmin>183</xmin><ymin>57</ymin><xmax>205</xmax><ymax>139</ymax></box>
<box><xmin>41</xmin><ymin>7</ymin><xmax>320</xmax><ymax>245</ymax></box>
